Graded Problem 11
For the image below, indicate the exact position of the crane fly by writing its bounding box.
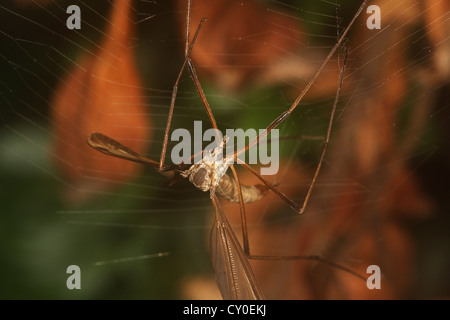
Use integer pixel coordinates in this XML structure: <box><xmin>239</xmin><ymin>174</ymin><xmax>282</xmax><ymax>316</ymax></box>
<box><xmin>87</xmin><ymin>0</ymin><xmax>369</xmax><ymax>299</ymax></box>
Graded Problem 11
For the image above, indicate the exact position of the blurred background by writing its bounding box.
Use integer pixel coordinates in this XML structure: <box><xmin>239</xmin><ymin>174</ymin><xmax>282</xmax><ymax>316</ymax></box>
<box><xmin>0</xmin><ymin>0</ymin><xmax>449</xmax><ymax>299</ymax></box>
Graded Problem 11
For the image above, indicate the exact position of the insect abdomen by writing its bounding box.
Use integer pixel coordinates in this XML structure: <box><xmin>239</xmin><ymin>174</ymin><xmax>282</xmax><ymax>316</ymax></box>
<box><xmin>216</xmin><ymin>174</ymin><xmax>268</xmax><ymax>204</ymax></box>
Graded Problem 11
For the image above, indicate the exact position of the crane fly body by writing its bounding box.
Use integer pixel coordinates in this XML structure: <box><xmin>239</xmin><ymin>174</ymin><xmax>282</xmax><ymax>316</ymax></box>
<box><xmin>179</xmin><ymin>136</ymin><xmax>267</xmax><ymax>202</ymax></box>
<box><xmin>181</xmin><ymin>136</ymin><xmax>233</xmax><ymax>192</ymax></box>
<box><xmin>86</xmin><ymin>0</ymin><xmax>369</xmax><ymax>300</ymax></box>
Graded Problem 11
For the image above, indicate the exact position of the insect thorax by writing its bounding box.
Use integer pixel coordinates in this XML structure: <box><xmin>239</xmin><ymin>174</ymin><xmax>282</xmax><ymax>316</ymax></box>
<box><xmin>181</xmin><ymin>136</ymin><xmax>232</xmax><ymax>192</ymax></box>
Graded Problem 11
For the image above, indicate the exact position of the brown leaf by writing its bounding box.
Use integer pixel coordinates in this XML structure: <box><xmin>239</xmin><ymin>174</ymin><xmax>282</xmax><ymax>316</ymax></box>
<box><xmin>177</xmin><ymin>0</ymin><xmax>304</xmax><ymax>92</ymax></box>
<box><xmin>51</xmin><ymin>0</ymin><xmax>151</xmax><ymax>203</ymax></box>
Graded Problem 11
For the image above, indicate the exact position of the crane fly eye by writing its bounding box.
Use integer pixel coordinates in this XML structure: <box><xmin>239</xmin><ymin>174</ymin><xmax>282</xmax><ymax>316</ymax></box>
<box><xmin>192</xmin><ymin>167</ymin><xmax>207</xmax><ymax>187</ymax></box>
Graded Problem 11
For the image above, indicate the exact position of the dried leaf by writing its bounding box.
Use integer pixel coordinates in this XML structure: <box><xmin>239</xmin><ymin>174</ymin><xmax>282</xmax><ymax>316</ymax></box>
<box><xmin>51</xmin><ymin>0</ymin><xmax>151</xmax><ymax>202</ymax></box>
<box><xmin>177</xmin><ymin>0</ymin><xmax>304</xmax><ymax>92</ymax></box>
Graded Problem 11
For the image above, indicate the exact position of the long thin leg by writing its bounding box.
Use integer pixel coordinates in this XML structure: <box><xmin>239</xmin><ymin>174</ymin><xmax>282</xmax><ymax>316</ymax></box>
<box><xmin>185</xmin><ymin>56</ymin><xmax>251</xmax><ymax>253</ymax></box>
<box><xmin>244</xmin><ymin>47</ymin><xmax>347</xmax><ymax>236</ymax></box>
<box><xmin>240</xmin><ymin>51</ymin><xmax>362</xmax><ymax>281</ymax></box>
<box><xmin>243</xmin><ymin>49</ymin><xmax>348</xmax><ymax>215</ymax></box>
<box><xmin>217</xmin><ymin>0</ymin><xmax>363</xmax><ymax>213</ymax></box>
<box><xmin>181</xmin><ymin>3</ymin><xmax>365</xmax><ymax>282</ymax></box>
<box><xmin>184</xmin><ymin>0</ymin><xmax>191</xmax><ymax>57</ymax></box>
<box><xmin>229</xmin><ymin>165</ymin><xmax>250</xmax><ymax>255</ymax></box>
<box><xmin>184</xmin><ymin>0</ymin><xmax>367</xmax><ymax>213</ymax></box>
<box><xmin>158</xmin><ymin>16</ymin><xmax>207</xmax><ymax>171</ymax></box>
<box><xmin>249</xmin><ymin>254</ymin><xmax>365</xmax><ymax>281</ymax></box>
<box><xmin>232</xmin><ymin>0</ymin><xmax>368</xmax><ymax>161</ymax></box>
<box><xmin>187</xmin><ymin>60</ymin><xmax>220</xmax><ymax>137</ymax></box>
<box><xmin>238</xmin><ymin>160</ymin><xmax>300</xmax><ymax>212</ymax></box>
<box><xmin>185</xmin><ymin>48</ymin><xmax>363</xmax><ymax>279</ymax></box>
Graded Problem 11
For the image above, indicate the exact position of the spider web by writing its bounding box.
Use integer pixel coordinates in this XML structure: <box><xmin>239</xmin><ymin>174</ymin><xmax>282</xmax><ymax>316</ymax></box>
<box><xmin>0</xmin><ymin>0</ymin><xmax>449</xmax><ymax>299</ymax></box>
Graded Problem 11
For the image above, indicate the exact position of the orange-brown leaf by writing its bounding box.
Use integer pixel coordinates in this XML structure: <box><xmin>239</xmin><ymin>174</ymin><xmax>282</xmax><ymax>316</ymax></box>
<box><xmin>51</xmin><ymin>0</ymin><xmax>151</xmax><ymax>202</ymax></box>
<box><xmin>177</xmin><ymin>0</ymin><xmax>304</xmax><ymax>92</ymax></box>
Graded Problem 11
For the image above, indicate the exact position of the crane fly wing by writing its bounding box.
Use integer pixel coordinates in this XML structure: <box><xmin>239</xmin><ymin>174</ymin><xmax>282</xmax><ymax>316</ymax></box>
<box><xmin>210</xmin><ymin>193</ymin><xmax>264</xmax><ymax>300</ymax></box>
